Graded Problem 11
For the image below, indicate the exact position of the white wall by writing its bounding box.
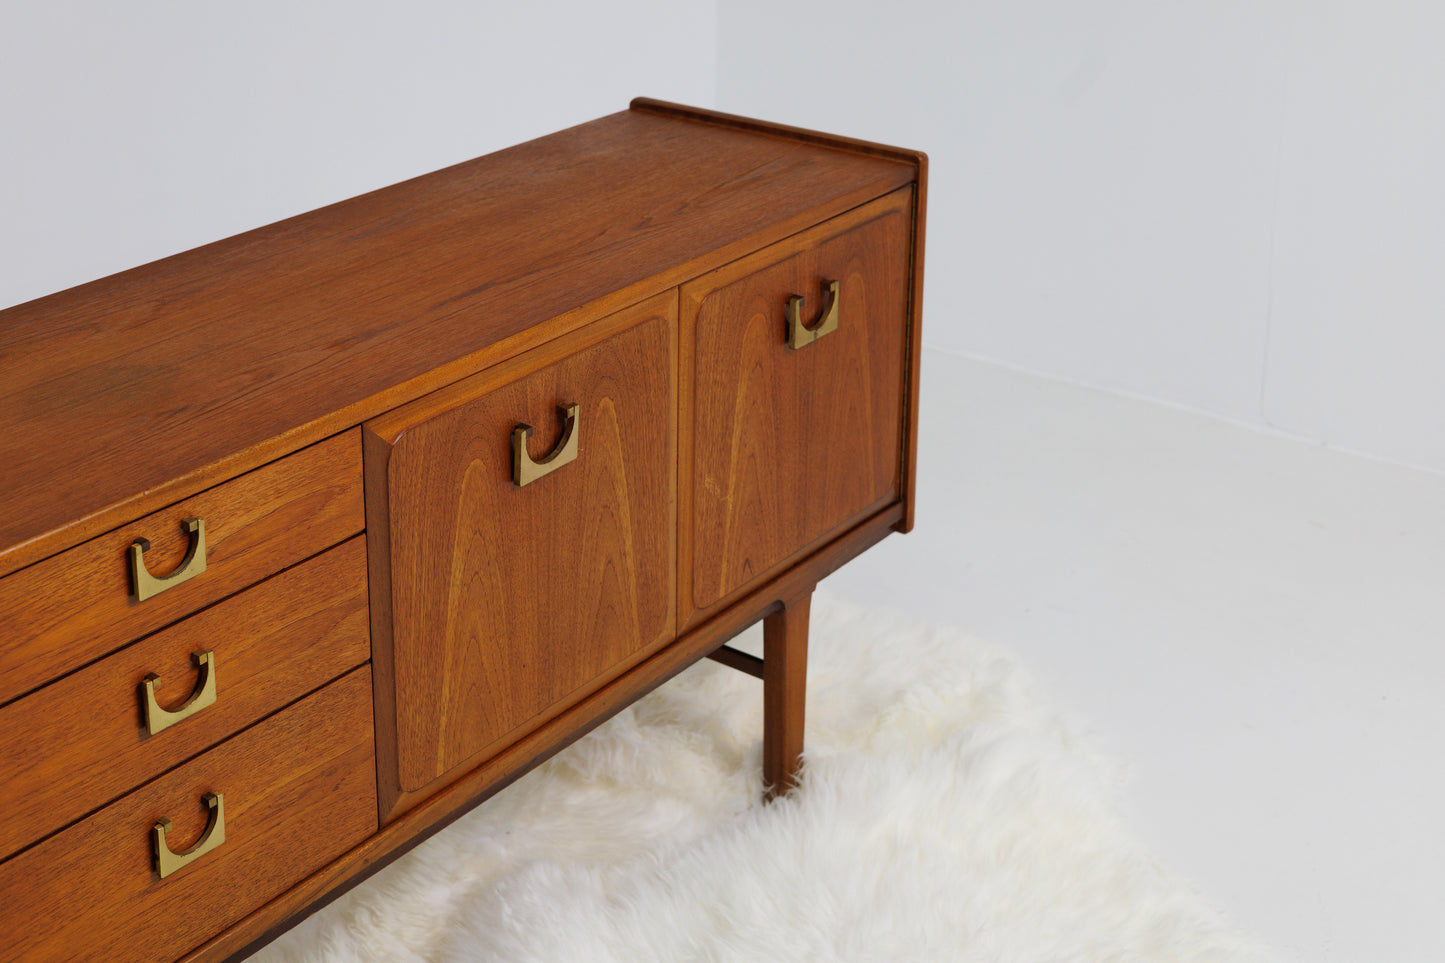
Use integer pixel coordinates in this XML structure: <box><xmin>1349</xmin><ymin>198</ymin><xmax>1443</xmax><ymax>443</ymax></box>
<box><xmin>6</xmin><ymin>2</ymin><xmax>1442</xmax><ymax>474</ymax></box>
<box><xmin>717</xmin><ymin>0</ymin><xmax>1445</xmax><ymax>474</ymax></box>
<box><xmin>0</xmin><ymin>0</ymin><xmax>715</xmax><ymax>311</ymax></box>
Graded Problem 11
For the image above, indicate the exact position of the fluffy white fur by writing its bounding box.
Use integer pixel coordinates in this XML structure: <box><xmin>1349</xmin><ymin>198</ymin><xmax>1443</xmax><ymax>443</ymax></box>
<box><xmin>255</xmin><ymin>597</ymin><xmax>1276</xmax><ymax>962</ymax></box>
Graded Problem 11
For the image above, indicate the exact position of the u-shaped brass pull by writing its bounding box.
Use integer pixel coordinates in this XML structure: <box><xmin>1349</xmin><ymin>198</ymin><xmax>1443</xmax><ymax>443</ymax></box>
<box><xmin>786</xmin><ymin>279</ymin><xmax>841</xmax><ymax>349</ymax></box>
<box><xmin>153</xmin><ymin>792</ymin><xmax>225</xmax><ymax>879</ymax></box>
<box><xmin>130</xmin><ymin>517</ymin><xmax>207</xmax><ymax>601</ymax></box>
<box><xmin>513</xmin><ymin>403</ymin><xmax>580</xmax><ymax>487</ymax></box>
<box><xmin>142</xmin><ymin>650</ymin><xmax>217</xmax><ymax>735</ymax></box>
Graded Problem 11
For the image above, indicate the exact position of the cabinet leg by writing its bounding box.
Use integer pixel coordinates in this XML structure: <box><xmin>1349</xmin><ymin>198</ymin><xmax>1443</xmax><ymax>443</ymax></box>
<box><xmin>762</xmin><ymin>591</ymin><xmax>811</xmax><ymax>801</ymax></box>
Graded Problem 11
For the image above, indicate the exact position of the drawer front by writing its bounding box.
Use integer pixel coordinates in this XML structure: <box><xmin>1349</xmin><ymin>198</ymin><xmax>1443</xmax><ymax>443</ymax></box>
<box><xmin>374</xmin><ymin>299</ymin><xmax>675</xmax><ymax>793</ymax></box>
<box><xmin>0</xmin><ymin>666</ymin><xmax>376</xmax><ymax>963</ymax></box>
<box><xmin>0</xmin><ymin>429</ymin><xmax>365</xmax><ymax>705</ymax></box>
<box><xmin>0</xmin><ymin>536</ymin><xmax>370</xmax><ymax>864</ymax></box>
<box><xmin>684</xmin><ymin>189</ymin><xmax>913</xmax><ymax>611</ymax></box>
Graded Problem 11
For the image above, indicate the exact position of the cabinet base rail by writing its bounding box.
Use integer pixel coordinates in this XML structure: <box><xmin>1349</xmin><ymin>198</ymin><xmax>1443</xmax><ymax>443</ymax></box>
<box><xmin>705</xmin><ymin>645</ymin><xmax>764</xmax><ymax>679</ymax></box>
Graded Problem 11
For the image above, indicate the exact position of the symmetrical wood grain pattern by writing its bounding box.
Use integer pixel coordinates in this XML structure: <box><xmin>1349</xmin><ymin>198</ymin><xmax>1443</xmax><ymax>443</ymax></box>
<box><xmin>0</xmin><ymin>110</ymin><xmax>913</xmax><ymax>581</ymax></box>
<box><xmin>0</xmin><ymin>430</ymin><xmax>363</xmax><ymax>706</ymax></box>
<box><xmin>371</xmin><ymin>295</ymin><xmax>676</xmax><ymax>797</ymax></box>
<box><xmin>0</xmin><ymin>667</ymin><xmax>376</xmax><ymax>963</ymax></box>
<box><xmin>0</xmin><ymin>537</ymin><xmax>369</xmax><ymax>863</ymax></box>
<box><xmin>684</xmin><ymin>189</ymin><xmax>911</xmax><ymax>614</ymax></box>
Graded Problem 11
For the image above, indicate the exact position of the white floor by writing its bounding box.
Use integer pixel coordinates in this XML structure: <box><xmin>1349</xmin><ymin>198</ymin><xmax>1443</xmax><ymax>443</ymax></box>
<box><xmin>822</xmin><ymin>349</ymin><xmax>1445</xmax><ymax>963</ymax></box>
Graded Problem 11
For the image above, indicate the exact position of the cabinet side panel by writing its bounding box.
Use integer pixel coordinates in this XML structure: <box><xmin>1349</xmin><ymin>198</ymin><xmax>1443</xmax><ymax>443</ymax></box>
<box><xmin>900</xmin><ymin>168</ymin><xmax>928</xmax><ymax>534</ymax></box>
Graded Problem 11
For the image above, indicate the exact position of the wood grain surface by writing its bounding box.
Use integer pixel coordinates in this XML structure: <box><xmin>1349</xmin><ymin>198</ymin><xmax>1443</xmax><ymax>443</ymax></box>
<box><xmin>0</xmin><ymin>536</ymin><xmax>369</xmax><ymax>864</ymax></box>
<box><xmin>0</xmin><ymin>108</ymin><xmax>912</xmax><ymax>579</ymax></box>
<box><xmin>763</xmin><ymin>592</ymin><xmax>812</xmax><ymax>801</ymax></box>
<box><xmin>630</xmin><ymin>99</ymin><xmax>928</xmax><ymax>537</ymax></box>
<box><xmin>182</xmin><ymin>504</ymin><xmax>903</xmax><ymax>963</ymax></box>
<box><xmin>900</xmin><ymin>160</ymin><xmax>928</xmax><ymax>534</ymax></box>
<box><xmin>0</xmin><ymin>666</ymin><xmax>376</xmax><ymax>963</ymax></box>
<box><xmin>631</xmin><ymin>98</ymin><xmax>928</xmax><ymax>168</ymax></box>
<box><xmin>684</xmin><ymin>190</ymin><xmax>911</xmax><ymax>614</ymax></box>
<box><xmin>373</xmin><ymin>295</ymin><xmax>676</xmax><ymax>795</ymax></box>
<box><xmin>0</xmin><ymin>429</ymin><xmax>363</xmax><ymax>706</ymax></box>
<box><xmin>0</xmin><ymin>100</ymin><xmax>928</xmax><ymax>962</ymax></box>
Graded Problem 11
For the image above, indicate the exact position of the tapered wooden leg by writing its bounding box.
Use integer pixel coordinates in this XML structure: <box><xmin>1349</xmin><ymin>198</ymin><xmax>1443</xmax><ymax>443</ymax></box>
<box><xmin>762</xmin><ymin>592</ymin><xmax>811</xmax><ymax>801</ymax></box>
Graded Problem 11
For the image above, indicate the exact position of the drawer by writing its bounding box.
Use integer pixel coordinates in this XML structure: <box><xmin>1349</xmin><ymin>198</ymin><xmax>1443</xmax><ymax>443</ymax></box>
<box><xmin>0</xmin><ymin>429</ymin><xmax>364</xmax><ymax>705</ymax></box>
<box><xmin>368</xmin><ymin>294</ymin><xmax>676</xmax><ymax>796</ymax></box>
<box><xmin>0</xmin><ymin>535</ymin><xmax>369</xmax><ymax>864</ymax></box>
<box><xmin>683</xmin><ymin>188</ymin><xmax>913</xmax><ymax>611</ymax></box>
<box><xmin>0</xmin><ymin>666</ymin><xmax>376</xmax><ymax>963</ymax></box>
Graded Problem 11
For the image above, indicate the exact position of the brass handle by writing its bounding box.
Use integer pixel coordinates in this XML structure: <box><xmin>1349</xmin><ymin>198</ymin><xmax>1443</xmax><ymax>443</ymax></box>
<box><xmin>153</xmin><ymin>792</ymin><xmax>225</xmax><ymax>879</ymax></box>
<box><xmin>786</xmin><ymin>279</ymin><xmax>841</xmax><ymax>349</ymax></box>
<box><xmin>512</xmin><ymin>402</ymin><xmax>580</xmax><ymax>487</ymax></box>
<box><xmin>130</xmin><ymin>517</ymin><xmax>207</xmax><ymax>601</ymax></box>
<box><xmin>141</xmin><ymin>650</ymin><xmax>217</xmax><ymax>735</ymax></box>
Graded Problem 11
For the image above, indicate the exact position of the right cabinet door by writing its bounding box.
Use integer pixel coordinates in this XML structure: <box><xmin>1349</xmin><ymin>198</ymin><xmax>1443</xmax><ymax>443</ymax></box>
<box><xmin>683</xmin><ymin>188</ymin><xmax>914</xmax><ymax>616</ymax></box>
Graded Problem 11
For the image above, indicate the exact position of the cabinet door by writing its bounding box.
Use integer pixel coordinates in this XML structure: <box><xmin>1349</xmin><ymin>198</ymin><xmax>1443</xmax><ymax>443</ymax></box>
<box><xmin>370</xmin><ymin>299</ymin><xmax>675</xmax><ymax>794</ymax></box>
<box><xmin>683</xmin><ymin>189</ymin><xmax>912</xmax><ymax>615</ymax></box>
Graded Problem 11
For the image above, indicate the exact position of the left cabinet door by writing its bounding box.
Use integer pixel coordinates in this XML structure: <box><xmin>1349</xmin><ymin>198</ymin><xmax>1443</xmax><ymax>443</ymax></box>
<box><xmin>366</xmin><ymin>295</ymin><xmax>677</xmax><ymax>810</ymax></box>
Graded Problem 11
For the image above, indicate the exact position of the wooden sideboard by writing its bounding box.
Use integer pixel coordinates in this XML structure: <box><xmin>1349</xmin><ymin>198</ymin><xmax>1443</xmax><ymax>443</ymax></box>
<box><xmin>0</xmin><ymin>99</ymin><xmax>926</xmax><ymax>961</ymax></box>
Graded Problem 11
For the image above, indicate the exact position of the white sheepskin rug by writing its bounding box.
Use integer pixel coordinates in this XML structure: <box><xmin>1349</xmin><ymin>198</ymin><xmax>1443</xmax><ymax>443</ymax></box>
<box><xmin>254</xmin><ymin>596</ymin><xmax>1277</xmax><ymax>963</ymax></box>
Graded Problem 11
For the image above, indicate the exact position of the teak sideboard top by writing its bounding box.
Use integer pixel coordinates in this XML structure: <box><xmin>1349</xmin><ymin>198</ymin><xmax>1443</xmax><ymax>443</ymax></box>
<box><xmin>0</xmin><ymin>99</ymin><xmax>923</xmax><ymax>580</ymax></box>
